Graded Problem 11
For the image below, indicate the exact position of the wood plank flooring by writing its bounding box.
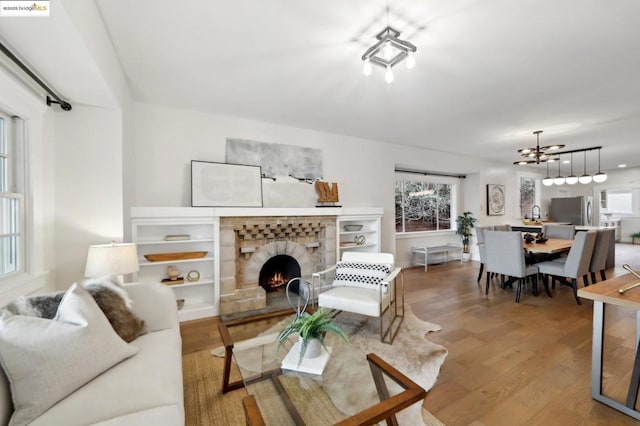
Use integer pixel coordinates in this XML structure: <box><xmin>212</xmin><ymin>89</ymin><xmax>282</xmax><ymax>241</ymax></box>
<box><xmin>181</xmin><ymin>243</ymin><xmax>640</xmax><ymax>425</ymax></box>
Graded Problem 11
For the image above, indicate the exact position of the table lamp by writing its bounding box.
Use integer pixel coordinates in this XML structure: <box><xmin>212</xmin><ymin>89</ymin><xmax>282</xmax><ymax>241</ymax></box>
<box><xmin>85</xmin><ymin>242</ymin><xmax>139</xmax><ymax>283</ymax></box>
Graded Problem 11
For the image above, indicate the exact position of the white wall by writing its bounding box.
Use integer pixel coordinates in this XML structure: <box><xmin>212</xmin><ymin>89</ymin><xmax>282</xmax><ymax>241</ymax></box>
<box><xmin>53</xmin><ymin>106</ymin><xmax>124</xmax><ymax>287</ymax></box>
<box><xmin>133</xmin><ymin>102</ymin><xmax>516</xmax><ymax>267</ymax></box>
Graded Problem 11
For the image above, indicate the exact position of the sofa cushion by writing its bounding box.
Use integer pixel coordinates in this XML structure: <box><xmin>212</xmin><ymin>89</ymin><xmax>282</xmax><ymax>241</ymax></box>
<box><xmin>0</xmin><ymin>284</ymin><xmax>138</xmax><ymax>426</ymax></box>
<box><xmin>91</xmin><ymin>405</ymin><xmax>183</xmax><ymax>426</ymax></box>
<box><xmin>319</xmin><ymin>286</ymin><xmax>390</xmax><ymax>317</ymax></box>
<box><xmin>332</xmin><ymin>262</ymin><xmax>392</xmax><ymax>293</ymax></box>
<box><xmin>29</xmin><ymin>327</ymin><xmax>183</xmax><ymax>426</ymax></box>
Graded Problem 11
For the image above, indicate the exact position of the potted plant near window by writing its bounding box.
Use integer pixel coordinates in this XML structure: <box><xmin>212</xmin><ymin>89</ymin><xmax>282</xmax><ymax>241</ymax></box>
<box><xmin>277</xmin><ymin>309</ymin><xmax>348</xmax><ymax>365</ymax></box>
<box><xmin>456</xmin><ymin>211</ymin><xmax>477</xmax><ymax>259</ymax></box>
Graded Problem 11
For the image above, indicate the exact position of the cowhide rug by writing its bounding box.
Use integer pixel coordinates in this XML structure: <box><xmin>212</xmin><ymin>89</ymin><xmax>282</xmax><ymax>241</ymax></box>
<box><xmin>212</xmin><ymin>306</ymin><xmax>447</xmax><ymax>424</ymax></box>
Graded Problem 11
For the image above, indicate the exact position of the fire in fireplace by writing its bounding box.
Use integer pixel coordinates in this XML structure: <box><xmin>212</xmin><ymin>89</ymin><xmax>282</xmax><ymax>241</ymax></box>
<box><xmin>259</xmin><ymin>255</ymin><xmax>301</xmax><ymax>292</ymax></box>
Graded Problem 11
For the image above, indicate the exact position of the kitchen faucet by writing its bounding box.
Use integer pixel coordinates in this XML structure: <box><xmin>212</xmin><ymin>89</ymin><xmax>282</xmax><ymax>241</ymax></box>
<box><xmin>531</xmin><ymin>205</ymin><xmax>541</xmax><ymax>221</ymax></box>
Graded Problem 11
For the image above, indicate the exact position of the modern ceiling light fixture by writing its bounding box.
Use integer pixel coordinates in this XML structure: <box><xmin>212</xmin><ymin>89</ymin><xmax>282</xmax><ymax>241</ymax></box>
<box><xmin>593</xmin><ymin>149</ymin><xmax>608</xmax><ymax>183</ymax></box>
<box><xmin>542</xmin><ymin>161</ymin><xmax>554</xmax><ymax>186</ymax></box>
<box><xmin>513</xmin><ymin>130</ymin><xmax>564</xmax><ymax>165</ymax></box>
<box><xmin>579</xmin><ymin>151</ymin><xmax>593</xmax><ymax>184</ymax></box>
<box><xmin>553</xmin><ymin>155</ymin><xmax>566</xmax><ymax>185</ymax></box>
<box><xmin>514</xmin><ymin>130</ymin><xmax>605</xmax><ymax>186</ymax></box>
<box><xmin>565</xmin><ymin>153</ymin><xmax>578</xmax><ymax>185</ymax></box>
<box><xmin>362</xmin><ymin>26</ymin><xmax>417</xmax><ymax>83</ymax></box>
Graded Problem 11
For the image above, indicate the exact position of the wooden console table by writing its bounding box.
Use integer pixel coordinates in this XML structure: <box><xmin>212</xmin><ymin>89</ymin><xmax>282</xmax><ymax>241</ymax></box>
<box><xmin>578</xmin><ymin>273</ymin><xmax>640</xmax><ymax>420</ymax></box>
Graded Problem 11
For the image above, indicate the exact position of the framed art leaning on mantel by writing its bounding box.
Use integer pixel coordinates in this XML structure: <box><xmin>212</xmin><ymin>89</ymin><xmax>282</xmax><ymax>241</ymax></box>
<box><xmin>486</xmin><ymin>184</ymin><xmax>505</xmax><ymax>216</ymax></box>
<box><xmin>191</xmin><ymin>161</ymin><xmax>263</xmax><ymax>207</ymax></box>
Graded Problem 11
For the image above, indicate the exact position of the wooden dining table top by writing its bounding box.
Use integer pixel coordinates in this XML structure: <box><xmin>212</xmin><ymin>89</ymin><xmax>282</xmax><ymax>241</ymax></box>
<box><xmin>577</xmin><ymin>273</ymin><xmax>640</xmax><ymax>309</ymax></box>
<box><xmin>523</xmin><ymin>238</ymin><xmax>573</xmax><ymax>254</ymax></box>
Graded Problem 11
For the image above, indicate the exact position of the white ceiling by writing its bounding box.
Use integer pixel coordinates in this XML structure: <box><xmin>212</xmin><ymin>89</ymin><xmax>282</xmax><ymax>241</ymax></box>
<box><xmin>25</xmin><ymin>1</ymin><xmax>640</xmax><ymax>170</ymax></box>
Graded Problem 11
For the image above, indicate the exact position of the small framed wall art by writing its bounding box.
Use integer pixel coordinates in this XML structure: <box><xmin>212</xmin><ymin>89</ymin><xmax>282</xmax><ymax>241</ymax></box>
<box><xmin>486</xmin><ymin>184</ymin><xmax>505</xmax><ymax>216</ymax></box>
<box><xmin>191</xmin><ymin>161</ymin><xmax>263</xmax><ymax>207</ymax></box>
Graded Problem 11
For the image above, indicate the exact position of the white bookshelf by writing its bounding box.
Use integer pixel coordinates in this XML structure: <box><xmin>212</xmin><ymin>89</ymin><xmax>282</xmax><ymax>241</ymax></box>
<box><xmin>131</xmin><ymin>207</ymin><xmax>220</xmax><ymax>322</ymax></box>
<box><xmin>336</xmin><ymin>212</ymin><xmax>382</xmax><ymax>256</ymax></box>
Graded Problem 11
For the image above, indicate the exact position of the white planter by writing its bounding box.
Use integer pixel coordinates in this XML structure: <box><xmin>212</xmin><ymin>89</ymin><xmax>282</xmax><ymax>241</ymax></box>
<box><xmin>300</xmin><ymin>336</ymin><xmax>322</xmax><ymax>359</ymax></box>
<box><xmin>462</xmin><ymin>252</ymin><xmax>471</xmax><ymax>262</ymax></box>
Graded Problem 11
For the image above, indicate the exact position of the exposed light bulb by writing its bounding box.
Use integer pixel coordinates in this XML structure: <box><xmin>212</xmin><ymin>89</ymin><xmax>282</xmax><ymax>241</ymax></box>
<box><xmin>406</xmin><ymin>51</ymin><xmax>416</xmax><ymax>69</ymax></box>
<box><xmin>363</xmin><ymin>59</ymin><xmax>372</xmax><ymax>76</ymax></box>
<box><xmin>542</xmin><ymin>177</ymin><xmax>554</xmax><ymax>186</ymax></box>
<box><xmin>593</xmin><ymin>172</ymin><xmax>608</xmax><ymax>183</ymax></box>
<box><xmin>385</xmin><ymin>66</ymin><xmax>394</xmax><ymax>83</ymax></box>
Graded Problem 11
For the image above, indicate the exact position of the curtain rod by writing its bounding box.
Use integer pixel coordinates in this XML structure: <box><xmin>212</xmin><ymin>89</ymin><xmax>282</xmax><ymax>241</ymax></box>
<box><xmin>395</xmin><ymin>167</ymin><xmax>466</xmax><ymax>179</ymax></box>
<box><xmin>0</xmin><ymin>41</ymin><xmax>72</xmax><ymax>111</ymax></box>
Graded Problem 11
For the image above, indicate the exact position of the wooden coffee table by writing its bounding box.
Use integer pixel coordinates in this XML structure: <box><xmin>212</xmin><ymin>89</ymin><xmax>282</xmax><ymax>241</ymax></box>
<box><xmin>219</xmin><ymin>313</ymin><xmax>426</xmax><ymax>425</ymax></box>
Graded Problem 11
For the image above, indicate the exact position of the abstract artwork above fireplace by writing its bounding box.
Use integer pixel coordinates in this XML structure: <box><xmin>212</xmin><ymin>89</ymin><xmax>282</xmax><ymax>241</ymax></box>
<box><xmin>226</xmin><ymin>138</ymin><xmax>323</xmax><ymax>180</ymax></box>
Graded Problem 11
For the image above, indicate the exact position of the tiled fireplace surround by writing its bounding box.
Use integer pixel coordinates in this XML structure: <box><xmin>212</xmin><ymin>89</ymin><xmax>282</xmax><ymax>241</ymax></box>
<box><xmin>219</xmin><ymin>215</ymin><xmax>337</xmax><ymax>315</ymax></box>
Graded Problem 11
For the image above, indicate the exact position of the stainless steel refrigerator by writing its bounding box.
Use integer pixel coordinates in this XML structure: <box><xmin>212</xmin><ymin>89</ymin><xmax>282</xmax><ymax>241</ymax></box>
<box><xmin>549</xmin><ymin>196</ymin><xmax>593</xmax><ymax>226</ymax></box>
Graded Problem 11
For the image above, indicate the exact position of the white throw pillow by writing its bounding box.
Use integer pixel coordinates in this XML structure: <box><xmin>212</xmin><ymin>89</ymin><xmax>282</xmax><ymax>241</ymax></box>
<box><xmin>0</xmin><ymin>283</ymin><xmax>138</xmax><ymax>426</ymax></box>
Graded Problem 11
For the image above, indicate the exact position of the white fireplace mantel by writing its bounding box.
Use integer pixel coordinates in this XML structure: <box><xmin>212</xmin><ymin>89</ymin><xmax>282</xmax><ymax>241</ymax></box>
<box><xmin>131</xmin><ymin>206</ymin><xmax>383</xmax><ymax>218</ymax></box>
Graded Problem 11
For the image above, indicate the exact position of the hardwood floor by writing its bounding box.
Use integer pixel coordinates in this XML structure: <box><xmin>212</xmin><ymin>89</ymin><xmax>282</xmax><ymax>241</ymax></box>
<box><xmin>180</xmin><ymin>244</ymin><xmax>640</xmax><ymax>425</ymax></box>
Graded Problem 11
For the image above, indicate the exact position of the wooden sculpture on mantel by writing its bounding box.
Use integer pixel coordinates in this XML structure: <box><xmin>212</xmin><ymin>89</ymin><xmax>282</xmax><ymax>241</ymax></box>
<box><xmin>315</xmin><ymin>181</ymin><xmax>341</xmax><ymax>207</ymax></box>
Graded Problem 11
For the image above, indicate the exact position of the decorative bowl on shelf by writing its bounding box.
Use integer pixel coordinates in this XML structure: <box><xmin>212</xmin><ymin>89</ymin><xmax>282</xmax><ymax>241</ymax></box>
<box><xmin>144</xmin><ymin>251</ymin><xmax>208</xmax><ymax>262</ymax></box>
<box><xmin>344</xmin><ymin>224</ymin><xmax>363</xmax><ymax>231</ymax></box>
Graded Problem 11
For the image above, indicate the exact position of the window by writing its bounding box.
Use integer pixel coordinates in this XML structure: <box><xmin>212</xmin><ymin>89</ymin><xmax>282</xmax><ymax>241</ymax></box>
<box><xmin>519</xmin><ymin>176</ymin><xmax>539</xmax><ymax>218</ymax></box>
<box><xmin>395</xmin><ymin>181</ymin><xmax>453</xmax><ymax>233</ymax></box>
<box><xmin>0</xmin><ymin>111</ymin><xmax>23</xmax><ymax>277</ymax></box>
<box><xmin>607</xmin><ymin>190</ymin><xmax>633</xmax><ymax>214</ymax></box>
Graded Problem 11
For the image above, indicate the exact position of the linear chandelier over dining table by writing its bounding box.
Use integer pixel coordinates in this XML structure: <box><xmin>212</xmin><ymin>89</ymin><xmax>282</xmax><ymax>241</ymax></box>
<box><xmin>514</xmin><ymin>130</ymin><xmax>607</xmax><ymax>185</ymax></box>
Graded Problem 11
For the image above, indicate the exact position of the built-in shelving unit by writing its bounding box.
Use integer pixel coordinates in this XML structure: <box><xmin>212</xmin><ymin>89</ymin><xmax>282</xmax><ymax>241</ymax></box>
<box><xmin>336</xmin><ymin>211</ymin><xmax>382</xmax><ymax>255</ymax></box>
<box><xmin>131</xmin><ymin>207</ymin><xmax>220</xmax><ymax>322</ymax></box>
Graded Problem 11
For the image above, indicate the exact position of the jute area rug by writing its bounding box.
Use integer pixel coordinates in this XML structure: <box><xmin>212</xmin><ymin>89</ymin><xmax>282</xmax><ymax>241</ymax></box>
<box><xmin>199</xmin><ymin>306</ymin><xmax>447</xmax><ymax>425</ymax></box>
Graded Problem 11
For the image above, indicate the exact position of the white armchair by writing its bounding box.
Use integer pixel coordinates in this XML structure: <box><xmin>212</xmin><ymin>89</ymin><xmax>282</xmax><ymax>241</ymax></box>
<box><xmin>312</xmin><ymin>252</ymin><xmax>403</xmax><ymax>344</ymax></box>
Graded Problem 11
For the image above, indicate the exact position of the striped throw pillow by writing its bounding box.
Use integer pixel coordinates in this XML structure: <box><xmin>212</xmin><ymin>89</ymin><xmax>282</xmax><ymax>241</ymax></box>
<box><xmin>333</xmin><ymin>262</ymin><xmax>392</xmax><ymax>293</ymax></box>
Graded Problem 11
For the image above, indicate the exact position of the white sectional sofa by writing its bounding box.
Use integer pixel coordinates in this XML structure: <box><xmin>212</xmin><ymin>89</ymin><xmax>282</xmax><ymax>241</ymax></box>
<box><xmin>0</xmin><ymin>282</ymin><xmax>184</xmax><ymax>426</ymax></box>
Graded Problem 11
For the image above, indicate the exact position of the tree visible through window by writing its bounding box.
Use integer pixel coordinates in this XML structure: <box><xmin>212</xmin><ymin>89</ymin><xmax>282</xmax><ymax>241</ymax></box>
<box><xmin>520</xmin><ymin>176</ymin><xmax>536</xmax><ymax>218</ymax></box>
<box><xmin>395</xmin><ymin>181</ymin><xmax>452</xmax><ymax>232</ymax></box>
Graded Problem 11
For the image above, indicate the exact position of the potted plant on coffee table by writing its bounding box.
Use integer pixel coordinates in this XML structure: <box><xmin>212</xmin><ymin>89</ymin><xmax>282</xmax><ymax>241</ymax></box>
<box><xmin>277</xmin><ymin>309</ymin><xmax>348</xmax><ymax>365</ymax></box>
<box><xmin>456</xmin><ymin>211</ymin><xmax>477</xmax><ymax>259</ymax></box>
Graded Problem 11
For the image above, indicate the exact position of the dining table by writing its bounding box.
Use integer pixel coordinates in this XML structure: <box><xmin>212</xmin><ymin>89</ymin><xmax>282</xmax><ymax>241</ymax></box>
<box><xmin>523</xmin><ymin>238</ymin><xmax>573</xmax><ymax>254</ymax></box>
<box><xmin>578</xmin><ymin>273</ymin><xmax>640</xmax><ymax>421</ymax></box>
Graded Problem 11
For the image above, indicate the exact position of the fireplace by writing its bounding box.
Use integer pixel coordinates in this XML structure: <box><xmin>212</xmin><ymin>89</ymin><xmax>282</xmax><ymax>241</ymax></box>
<box><xmin>259</xmin><ymin>255</ymin><xmax>301</xmax><ymax>292</ymax></box>
<box><xmin>218</xmin><ymin>215</ymin><xmax>337</xmax><ymax>316</ymax></box>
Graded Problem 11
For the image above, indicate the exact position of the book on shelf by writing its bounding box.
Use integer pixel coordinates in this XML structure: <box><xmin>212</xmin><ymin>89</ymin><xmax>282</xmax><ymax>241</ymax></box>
<box><xmin>165</xmin><ymin>234</ymin><xmax>190</xmax><ymax>241</ymax></box>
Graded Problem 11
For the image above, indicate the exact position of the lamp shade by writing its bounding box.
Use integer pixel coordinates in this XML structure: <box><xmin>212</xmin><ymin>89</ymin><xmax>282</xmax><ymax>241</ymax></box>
<box><xmin>542</xmin><ymin>177</ymin><xmax>554</xmax><ymax>186</ymax></box>
<box><xmin>593</xmin><ymin>172</ymin><xmax>608</xmax><ymax>183</ymax></box>
<box><xmin>85</xmin><ymin>243</ymin><xmax>139</xmax><ymax>278</ymax></box>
